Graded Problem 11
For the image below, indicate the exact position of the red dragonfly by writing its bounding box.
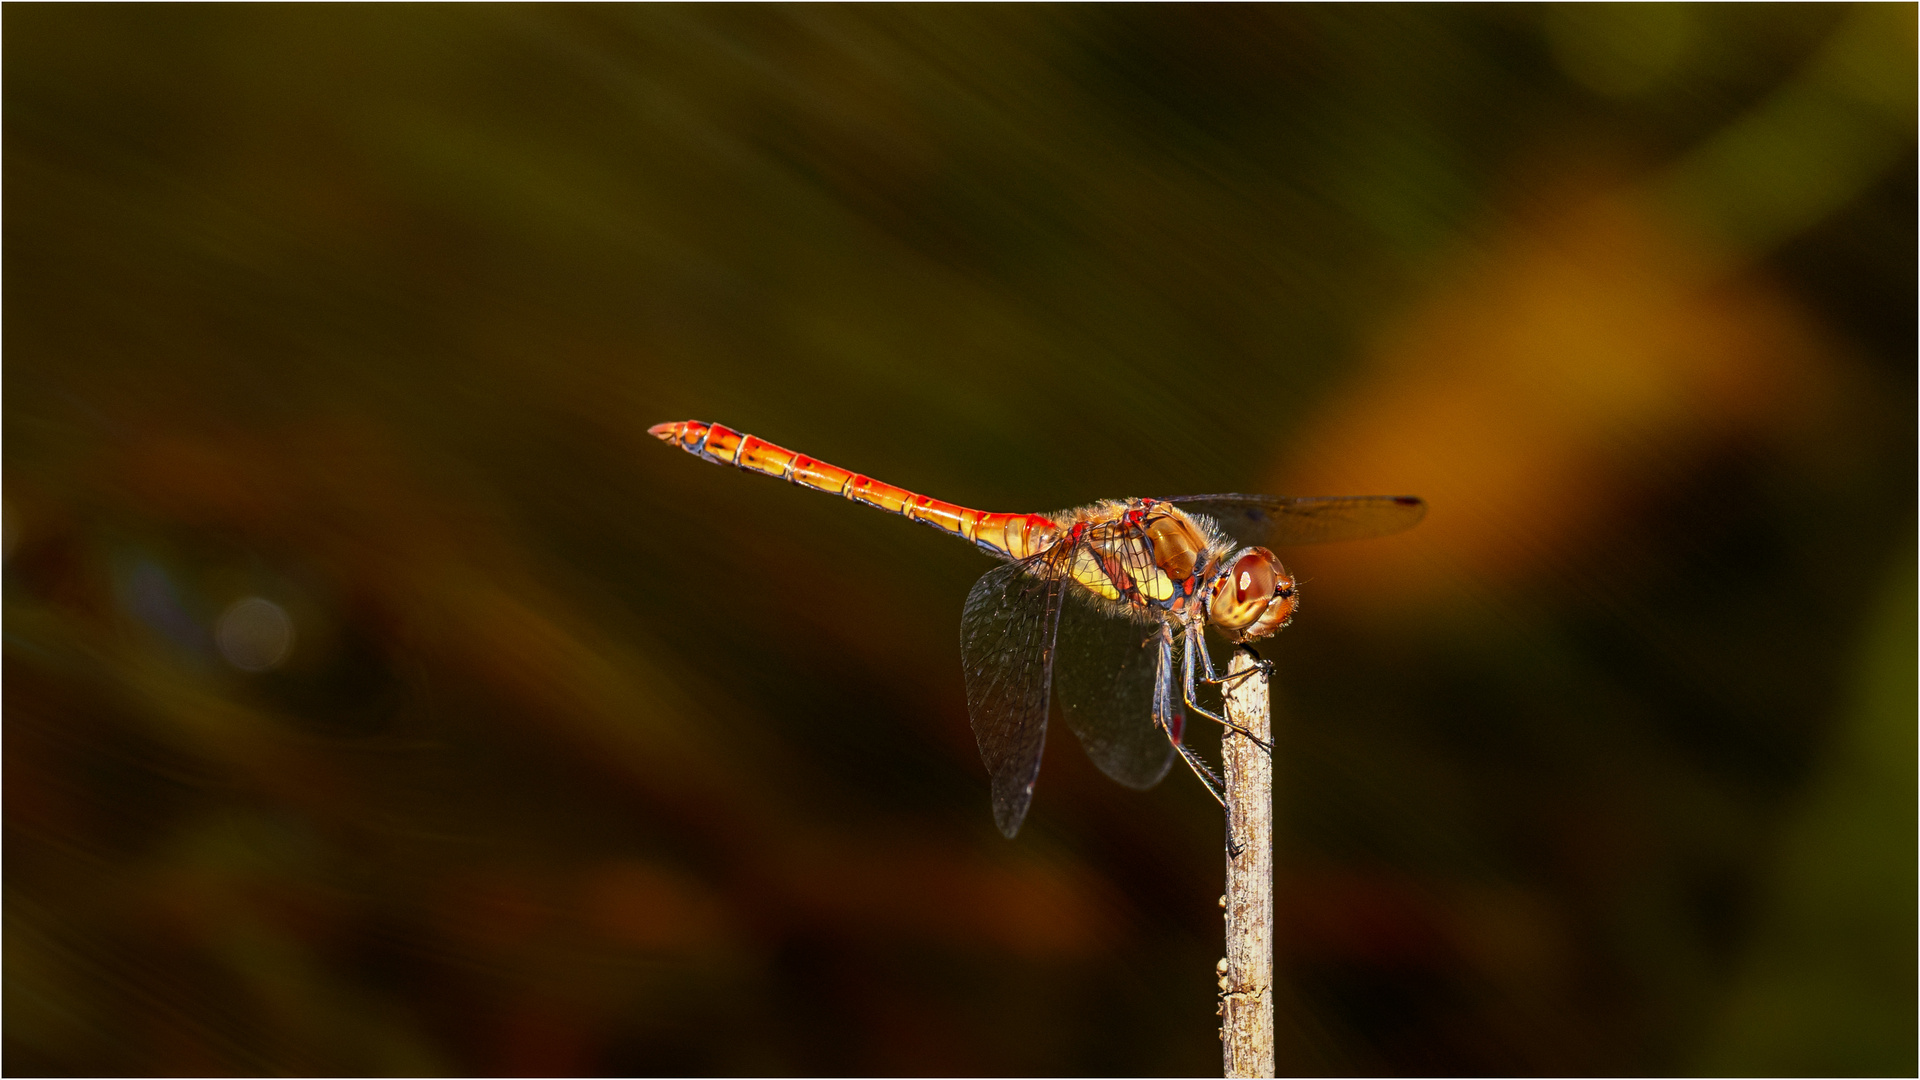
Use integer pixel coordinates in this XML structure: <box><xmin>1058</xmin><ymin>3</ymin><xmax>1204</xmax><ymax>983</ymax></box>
<box><xmin>651</xmin><ymin>420</ymin><xmax>1424</xmax><ymax>838</ymax></box>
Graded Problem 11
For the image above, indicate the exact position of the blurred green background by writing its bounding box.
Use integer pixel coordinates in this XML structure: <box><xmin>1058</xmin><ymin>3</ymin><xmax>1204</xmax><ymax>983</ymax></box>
<box><xmin>5</xmin><ymin>4</ymin><xmax>1914</xmax><ymax>1076</ymax></box>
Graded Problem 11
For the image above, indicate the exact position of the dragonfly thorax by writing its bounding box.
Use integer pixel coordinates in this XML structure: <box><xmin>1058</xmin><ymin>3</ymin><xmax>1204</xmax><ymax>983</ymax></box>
<box><xmin>1144</xmin><ymin>510</ymin><xmax>1206</xmax><ymax>581</ymax></box>
<box><xmin>1046</xmin><ymin>501</ymin><xmax>1240</xmax><ymax>623</ymax></box>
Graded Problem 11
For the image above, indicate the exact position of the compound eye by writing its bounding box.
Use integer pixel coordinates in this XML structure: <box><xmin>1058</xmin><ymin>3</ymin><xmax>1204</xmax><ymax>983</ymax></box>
<box><xmin>1232</xmin><ymin>552</ymin><xmax>1275</xmax><ymax>604</ymax></box>
<box><xmin>1208</xmin><ymin>548</ymin><xmax>1277</xmax><ymax>632</ymax></box>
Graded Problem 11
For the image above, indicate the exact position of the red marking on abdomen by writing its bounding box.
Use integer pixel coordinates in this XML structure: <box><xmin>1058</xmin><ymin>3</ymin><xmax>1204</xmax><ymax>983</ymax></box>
<box><xmin>649</xmin><ymin>420</ymin><xmax>1056</xmax><ymax>558</ymax></box>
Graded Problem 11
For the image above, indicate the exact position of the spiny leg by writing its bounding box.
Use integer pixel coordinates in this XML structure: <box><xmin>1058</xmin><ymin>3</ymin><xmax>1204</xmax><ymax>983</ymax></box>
<box><xmin>1204</xmin><ymin>644</ymin><xmax>1275</xmax><ymax>705</ymax></box>
<box><xmin>1194</xmin><ymin>635</ymin><xmax>1275</xmax><ymax>689</ymax></box>
<box><xmin>1174</xmin><ymin>740</ymin><xmax>1228</xmax><ymax>806</ymax></box>
<box><xmin>1166</xmin><ymin>732</ymin><xmax>1239</xmax><ymax>858</ymax></box>
<box><xmin>1177</xmin><ymin>743</ymin><xmax>1242</xmax><ymax>859</ymax></box>
<box><xmin>1180</xmin><ymin>696</ymin><xmax>1270</xmax><ymax>755</ymax></box>
<box><xmin>1205</xmin><ymin>663</ymin><xmax>1269</xmax><ymax>691</ymax></box>
<box><xmin>1152</xmin><ymin>628</ymin><xmax>1241</xmax><ymax>856</ymax></box>
<box><xmin>1179</xmin><ymin>626</ymin><xmax>1275</xmax><ymax>755</ymax></box>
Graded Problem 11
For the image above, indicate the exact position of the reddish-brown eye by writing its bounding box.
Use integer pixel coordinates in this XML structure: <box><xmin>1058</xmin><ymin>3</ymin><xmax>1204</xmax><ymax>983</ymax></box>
<box><xmin>1232</xmin><ymin>552</ymin><xmax>1275</xmax><ymax>604</ymax></box>
<box><xmin>1208</xmin><ymin>547</ymin><xmax>1276</xmax><ymax>633</ymax></box>
<box><xmin>1207</xmin><ymin>546</ymin><xmax>1297</xmax><ymax>640</ymax></box>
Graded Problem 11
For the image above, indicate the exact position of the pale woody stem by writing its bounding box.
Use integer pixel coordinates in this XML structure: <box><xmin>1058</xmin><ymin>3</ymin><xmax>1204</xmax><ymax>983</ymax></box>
<box><xmin>1221</xmin><ymin>649</ymin><xmax>1274</xmax><ymax>1078</ymax></box>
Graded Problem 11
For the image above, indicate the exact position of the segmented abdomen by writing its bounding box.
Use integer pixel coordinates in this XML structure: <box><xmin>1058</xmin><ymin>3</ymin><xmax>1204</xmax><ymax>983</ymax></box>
<box><xmin>648</xmin><ymin>420</ymin><xmax>1059</xmax><ymax>560</ymax></box>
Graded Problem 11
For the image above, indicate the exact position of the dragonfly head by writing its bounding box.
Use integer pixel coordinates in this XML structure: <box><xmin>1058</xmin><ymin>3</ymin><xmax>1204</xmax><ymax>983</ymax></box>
<box><xmin>1204</xmin><ymin>546</ymin><xmax>1297</xmax><ymax>641</ymax></box>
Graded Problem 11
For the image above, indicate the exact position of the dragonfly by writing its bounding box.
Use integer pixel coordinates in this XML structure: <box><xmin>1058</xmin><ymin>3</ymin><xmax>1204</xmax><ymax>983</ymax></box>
<box><xmin>650</xmin><ymin>420</ymin><xmax>1424</xmax><ymax>839</ymax></box>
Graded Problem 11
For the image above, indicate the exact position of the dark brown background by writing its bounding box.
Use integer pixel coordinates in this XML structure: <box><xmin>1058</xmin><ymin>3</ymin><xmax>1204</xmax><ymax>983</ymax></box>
<box><xmin>6</xmin><ymin>5</ymin><xmax>1914</xmax><ymax>1075</ymax></box>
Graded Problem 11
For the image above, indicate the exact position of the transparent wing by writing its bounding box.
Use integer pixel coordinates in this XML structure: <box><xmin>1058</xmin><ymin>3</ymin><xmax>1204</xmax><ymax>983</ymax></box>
<box><xmin>959</xmin><ymin>553</ymin><xmax>1067</xmax><ymax>838</ymax></box>
<box><xmin>1163</xmin><ymin>494</ymin><xmax>1426</xmax><ymax>547</ymax></box>
<box><xmin>1053</xmin><ymin>593</ymin><xmax>1175</xmax><ymax>791</ymax></box>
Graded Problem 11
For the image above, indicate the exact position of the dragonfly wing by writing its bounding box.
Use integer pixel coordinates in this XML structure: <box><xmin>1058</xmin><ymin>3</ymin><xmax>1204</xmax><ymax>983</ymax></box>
<box><xmin>959</xmin><ymin>556</ymin><xmax>1067</xmax><ymax>838</ymax></box>
<box><xmin>1164</xmin><ymin>494</ymin><xmax>1426</xmax><ymax>547</ymax></box>
<box><xmin>1053</xmin><ymin>591</ymin><xmax>1176</xmax><ymax>791</ymax></box>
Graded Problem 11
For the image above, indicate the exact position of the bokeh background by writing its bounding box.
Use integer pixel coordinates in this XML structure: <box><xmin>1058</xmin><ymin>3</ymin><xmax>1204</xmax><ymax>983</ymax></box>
<box><xmin>6</xmin><ymin>5</ymin><xmax>1914</xmax><ymax>1076</ymax></box>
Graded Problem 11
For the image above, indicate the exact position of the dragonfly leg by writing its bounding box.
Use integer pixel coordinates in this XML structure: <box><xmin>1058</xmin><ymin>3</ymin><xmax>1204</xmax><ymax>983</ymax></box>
<box><xmin>1153</xmin><ymin>629</ymin><xmax>1244</xmax><ymax>855</ymax></box>
<box><xmin>1206</xmin><ymin>644</ymin><xmax>1275</xmax><ymax>697</ymax></box>
<box><xmin>1204</xmin><ymin>662</ymin><xmax>1270</xmax><ymax>690</ymax></box>
<box><xmin>1180</xmin><ymin>627</ymin><xmax>1274</xmax><ymax>756</ymax></box>
<box><xmin>1179</xmin><ymin>743</ymin><xmax>1249</xmax><ymax>860</ymax></box>
<box><xmin>1178</xmin><ymin>742</ymin><xmax>1243</xmax><ymax>859</ymax></box>
<box><xmin>1183</xmin><ymin>699</ymin><xmax>1274</xmax><ymax>757</ymax></box>
<box><xmin>1174</xmin><ymin>740</ymin><xmax>1229</xmax><ymax>808</ymax></box>
<box><xmin>1194</xmin><ymin>637</ymin><xmax>1275</xmax><ymax>688</ymax></box>
<box><xmin>1150</xmin><ymin>628</ymin><xmax>1179</xmax><ymax>740</ymax></box>
<box><xmin>1171</xmin><ymin>736</ymin><xmax>1241</xmax><ymax>858</ymax></box>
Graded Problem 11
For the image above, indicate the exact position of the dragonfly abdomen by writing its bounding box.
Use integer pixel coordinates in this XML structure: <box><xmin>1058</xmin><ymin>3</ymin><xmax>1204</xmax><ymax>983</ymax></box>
<box><xmin>648</xmin><ymin>420</ymin><xmax>1059</xmax><ymax>560</ymax></box>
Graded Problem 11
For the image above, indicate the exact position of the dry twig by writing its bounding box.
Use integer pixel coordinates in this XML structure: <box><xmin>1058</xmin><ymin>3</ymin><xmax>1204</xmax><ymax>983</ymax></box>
<box><xmin>1220</xmin><ymin>647</ymin><xmax>1273</xmax><ymax>1077</ymax></box>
